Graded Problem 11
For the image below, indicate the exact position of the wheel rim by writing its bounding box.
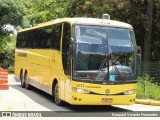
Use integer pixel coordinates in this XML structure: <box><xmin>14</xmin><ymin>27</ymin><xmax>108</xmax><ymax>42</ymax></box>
<box><xmin>54</xmin><ymin>84</ymin><xmax>60</xmax><ymax>104</ymax></box>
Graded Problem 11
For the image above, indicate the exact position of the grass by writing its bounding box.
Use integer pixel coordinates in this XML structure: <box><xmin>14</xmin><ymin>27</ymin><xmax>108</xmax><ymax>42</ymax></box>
<box><xmin>137</xmin><ymin>74</ymin><xmax>160</xmax><ymax>100</ymax></box>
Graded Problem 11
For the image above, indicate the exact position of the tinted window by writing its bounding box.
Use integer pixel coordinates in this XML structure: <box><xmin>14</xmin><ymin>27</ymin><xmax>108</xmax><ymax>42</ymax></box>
<box><xmin>16</xmin><ymin>23</ymin><xmax>62</xmax><ymax>50</ymax></box>
<box><xmin>62</xmin><ymin>22</ymin><xmax>71</xmax><ymax>75</ymax></box>
<box><xmin>51</xmin><ymin>24</ymin><xmax>62</xmax><ymax>50</ymax></box>
<box><xmin>16</xmin><ymin>32</ymin><xmax>28</xmax><ymax>48</ymax></box>
<box><xmin>16</xmin><ymin>33</ymin><xmax>22</xmax><ymax>48</ymax></box>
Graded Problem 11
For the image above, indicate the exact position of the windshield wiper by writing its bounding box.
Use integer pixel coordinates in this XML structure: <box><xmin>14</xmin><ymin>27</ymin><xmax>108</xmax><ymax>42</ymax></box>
<box><xmin>93</xmin><ymin>32</ymin><xmax>110</xmax><ymax>83</ymax></box>
<box><xmin>111</xmin><ymin>57</ymin><xmax>124</xmax><ymax>82</ymax></box>
<box><xmin>92</xmin><ymin>58</ymin><xmax>107</xmax><ymax>82</ymax></box>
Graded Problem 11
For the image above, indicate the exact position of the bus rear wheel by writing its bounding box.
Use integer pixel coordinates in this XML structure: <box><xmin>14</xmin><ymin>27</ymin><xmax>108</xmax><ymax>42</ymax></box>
<box><xmin>20</xmin><ymin>72</ymin><xmax>25</xmax><ymax>88</ymax></box>
<box><xmin>54</xmin><ymin>83</ymin><xmax>64</xmax><ymax>106</ymax></box>
<box><xmin>24</xmin><ymin>72</ymin><xmax>31</xmax><ymax>90</ymax></box>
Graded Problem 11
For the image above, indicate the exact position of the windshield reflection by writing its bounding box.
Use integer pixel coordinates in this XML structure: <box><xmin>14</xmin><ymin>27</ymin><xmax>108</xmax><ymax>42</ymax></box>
<box><xmin>73</xmin><ymin>25</ymin><xmax>136</xmax><ymax>84</ymax></box>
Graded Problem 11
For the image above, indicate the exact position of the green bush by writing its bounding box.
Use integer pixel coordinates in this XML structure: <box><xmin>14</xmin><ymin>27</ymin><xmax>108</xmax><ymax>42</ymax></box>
<box><xmin>0</xmin><ymin>35</ymin><xmax>16</xmax><ymax>69</ymax></box>
<box><xmin>137</xmin><ymin>74</ymin><xmax>160</xmax><ymax>100</ymax></box>
<box><xmin>8</xmin><ymin>66</ymin><xmax>14</xmax><ymax>74</ymax></box>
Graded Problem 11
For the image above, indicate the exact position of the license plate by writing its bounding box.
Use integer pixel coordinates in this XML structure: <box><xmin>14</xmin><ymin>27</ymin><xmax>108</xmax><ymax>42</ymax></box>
<box><xmin>101</xmin><ymin>98</ymin><xmax>113</xmax><ymax>102</ymax></box>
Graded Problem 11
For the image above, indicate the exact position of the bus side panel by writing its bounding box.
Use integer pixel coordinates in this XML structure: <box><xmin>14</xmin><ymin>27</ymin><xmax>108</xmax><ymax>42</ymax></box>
<box><xmin>27</xmin><ymin>49</ymin><xmax>40</xmax><ymax>88</ymax></box>
<box><xmin>15</xmin><ymin>49</ymin><xmax>28</xmax><ymax>79</ymax></box>
<box><xmin>27</xmin><ymin>49</ymin><xmax>51</xmax><ymax>93</ymax></box>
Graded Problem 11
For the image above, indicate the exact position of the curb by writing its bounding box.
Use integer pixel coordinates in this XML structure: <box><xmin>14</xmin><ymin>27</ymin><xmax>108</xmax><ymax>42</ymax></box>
<box><xmin>135</xmin><ymin>99</ymin><xmax>160</xmax><ymax>106</ymax></box>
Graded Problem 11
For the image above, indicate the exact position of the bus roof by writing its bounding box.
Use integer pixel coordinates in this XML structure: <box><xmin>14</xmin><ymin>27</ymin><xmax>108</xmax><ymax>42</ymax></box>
<box><xmin>19</xmin><ymin>18</ymin><xmax>133</xmax><ymax>32</ymax></box>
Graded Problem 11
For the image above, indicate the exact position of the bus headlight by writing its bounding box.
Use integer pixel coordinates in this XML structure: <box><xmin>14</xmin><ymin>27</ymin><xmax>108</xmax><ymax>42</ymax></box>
<box><xmin>72</xmin><ymin>87</ymin><xmax>90</xmax><ymax>94</ymax></box>
<box><xmin>123</xmin><ymin>89</ymin><xmax>136</xmax><ymax>95</ymax></box>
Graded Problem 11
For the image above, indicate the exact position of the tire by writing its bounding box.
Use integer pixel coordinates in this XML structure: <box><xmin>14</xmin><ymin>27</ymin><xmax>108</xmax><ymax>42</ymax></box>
<box><xmin>54</xmin><ymin>83</ymin><xmax>64</xmax><ymax>106</ymax></box>
<box><xmin>24</xmin><ymin>72</ymin><xmax>31</xmax><ymax>90</ymax></box>
<box><xmin>20</xmin><ymin>72</ymin><xmax>25</xmax><ymax>88</ymax></box>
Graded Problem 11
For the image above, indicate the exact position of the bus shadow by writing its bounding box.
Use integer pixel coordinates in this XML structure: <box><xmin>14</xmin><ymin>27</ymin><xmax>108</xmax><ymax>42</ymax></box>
<box><xmin>10</xmin><ymin>84</ymin><xmax>133</xmax><ymax>112</ymax></box>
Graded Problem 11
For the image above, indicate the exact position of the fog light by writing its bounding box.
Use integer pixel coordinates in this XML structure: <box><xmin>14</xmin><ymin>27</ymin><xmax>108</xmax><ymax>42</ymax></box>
<box><xmin>78</xmin><ymin>98</ymin><xmax>82</xmax><ymax>101</ymax></box>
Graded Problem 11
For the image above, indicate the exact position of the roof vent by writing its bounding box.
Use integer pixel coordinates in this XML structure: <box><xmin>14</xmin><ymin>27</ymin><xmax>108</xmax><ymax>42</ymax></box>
<box><xmin>102</xmin><ymin>14</ymin><xmax>110</xmax><ymax>20</ymax></box>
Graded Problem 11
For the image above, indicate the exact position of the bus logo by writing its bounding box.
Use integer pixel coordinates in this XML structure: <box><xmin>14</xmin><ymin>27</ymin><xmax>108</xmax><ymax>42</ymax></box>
<box><xmin>105</xmin><ymin>89</ymin><xmax>110</xmax><ymax>94</ymax></box>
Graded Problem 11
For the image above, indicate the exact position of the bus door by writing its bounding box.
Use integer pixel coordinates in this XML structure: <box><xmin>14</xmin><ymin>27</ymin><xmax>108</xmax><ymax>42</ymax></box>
<box><xmin>49</xmin><ymin>23</ymin><xmax>66</xmax><ymax>99</ymax></box>
<box><xmin>62</xmin><ymin>22</ymin><xmax>72</xmax><ymax>101</ymax></box>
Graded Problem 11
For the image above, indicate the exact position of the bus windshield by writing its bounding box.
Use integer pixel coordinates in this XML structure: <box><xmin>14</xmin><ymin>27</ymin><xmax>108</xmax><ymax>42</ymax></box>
<box><xmin>73</xmin><ymin>25</ymin><xmax>137</xmax><ymax>84</ymax></box>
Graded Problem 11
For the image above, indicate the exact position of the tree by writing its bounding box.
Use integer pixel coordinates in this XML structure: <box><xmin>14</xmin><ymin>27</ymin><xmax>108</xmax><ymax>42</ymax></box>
<box><xmin>23</xmin><ymin>0</ymin><xmax>68</xmax><ymax>25</ymax></box>
<box><xmin>144</xmin><ymin>0</ymin><xmax>153</xmax><ymax>61</ymax></box>
<box><xmin>0</xmin><ymin>35</ymin><xmax>16</xmax><ymax>68</ymax></box>
<box><xmin>0</xmin><ymin>0</ymin><xmax>23</xmax><ymax>68</ymax></box>
<box><xmin>0</xmin><ymin>0</ymin><xmax>23</xmax><ymax>36</ymax></box>
<box><xmin>151</xmin><ymin>0</ymin><xmax>160</xmax><ymax>61</ymax></box>
<box><xmin>1</xmin><ymin>0</ymin><xmax>159</xmax><ymax>64</ymax></box>
<box><xmin>65</xmin><ymin>0</ymin><xmax>160</xmax><ymax>61</ymax></box>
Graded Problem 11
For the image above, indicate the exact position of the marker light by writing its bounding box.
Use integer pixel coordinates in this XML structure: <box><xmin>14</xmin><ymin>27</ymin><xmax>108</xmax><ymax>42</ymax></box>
<box><xmin>72</xmin><ymin>87</ymin><xmax>90</xmax><ymax>94</ymax></box>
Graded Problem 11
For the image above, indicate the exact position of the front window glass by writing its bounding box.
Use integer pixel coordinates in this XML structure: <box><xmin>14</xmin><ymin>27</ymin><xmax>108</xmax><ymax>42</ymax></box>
<box><xmin>73</xmin><ymin>25</ymin><xmax>136</xmax><ymax>84</ymax></box>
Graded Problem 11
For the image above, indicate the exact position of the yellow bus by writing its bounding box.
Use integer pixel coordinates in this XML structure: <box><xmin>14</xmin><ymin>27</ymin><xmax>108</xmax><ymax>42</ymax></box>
<box><xmin>15</xmin><ymin>15</ymin><xmax>138</xmax><ymax>105</ymax></box>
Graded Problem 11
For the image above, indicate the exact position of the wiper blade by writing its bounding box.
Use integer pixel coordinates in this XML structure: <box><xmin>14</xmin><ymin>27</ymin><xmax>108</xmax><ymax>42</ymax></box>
<box><xmin>98</xmin><ymin>59</ymin><xmax>107</xmax><ymax>72</ymax></box>
<box><xmin>112</xmin><ymin>64</ymin><xmax>124</xmax><ymax>82</ymax></box>
<box><xmin>92</xmin><ymin>59</ymin><xmax>107</xmax><ymax>82</ymax></box>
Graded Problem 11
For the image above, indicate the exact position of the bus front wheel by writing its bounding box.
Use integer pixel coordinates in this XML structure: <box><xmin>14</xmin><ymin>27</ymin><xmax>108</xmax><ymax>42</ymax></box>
<box><xmin>54</xmin><ymin>83</ymin><xmax>64</xmax><ymax>106</ymax></box>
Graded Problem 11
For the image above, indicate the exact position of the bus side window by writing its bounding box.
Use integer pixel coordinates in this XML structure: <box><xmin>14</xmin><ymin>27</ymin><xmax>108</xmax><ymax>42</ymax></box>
<box><xmin>62</xmin><ymin>22</ymin><xmax>71</xmax><ymax>76</ymax></box>
<box><xmin>37</xmin><ymin>28</ymin><xmax>45</xmax><ymax>48</ymax></box>
<box><xmin>16</xmin><ymin>33</ymin><xmax>22</xmax><ymax>48</ymax></box>
<box><xmin>30</xmin><ymin>29</ymin><xmax>36</xmax><ymax>48</ymax></box>
<box><xmin>21</xmin><ymin>32</ymin><xmax>28</xmax><ymax>48</ymax></box>
<box><xmin>51</xmin><ymin>24</ymin><xmax>62</xmax><ymax>50</ymax></box>
<box><xmin>44</xmin><ymin>26</ymin><xmax>53</xmax><ymax>48</ymax></box>
<box><xmin>34</xmin><ymin>29</ymin><xmax>40</xmax><ymax>48</ymax></box>
<box><xmin>26</xmin><ymin>31</ymin><xmax>31</xmax><ymax>48</ymax></box>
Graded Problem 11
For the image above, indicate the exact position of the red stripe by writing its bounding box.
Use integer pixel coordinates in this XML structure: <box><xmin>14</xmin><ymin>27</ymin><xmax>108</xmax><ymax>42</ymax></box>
<box><xmin>0</xmin><ymin>70</ymin><xmax>8</xmax><ymax>72</ymax></box>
